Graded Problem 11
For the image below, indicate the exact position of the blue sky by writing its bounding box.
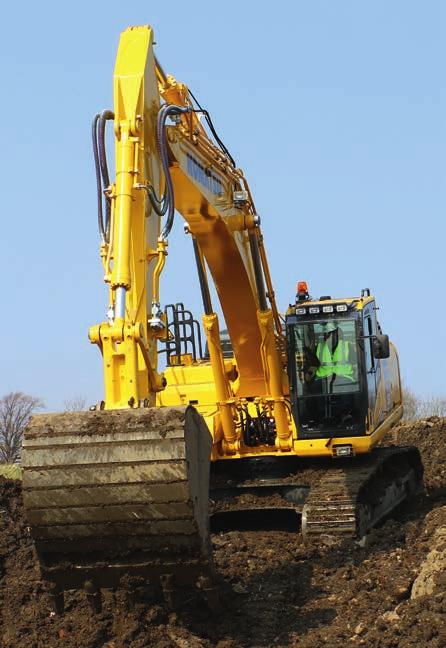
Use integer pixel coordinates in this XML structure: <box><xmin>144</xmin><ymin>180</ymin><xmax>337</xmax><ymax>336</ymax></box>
<box><xmin>0</xmin><ymin>1</ymin><xmax>444</xmax><ymax>410</ymax></box>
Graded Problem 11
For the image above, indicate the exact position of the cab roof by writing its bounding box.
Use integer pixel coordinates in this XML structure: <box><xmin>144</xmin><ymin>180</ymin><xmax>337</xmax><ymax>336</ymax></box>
<box><xmin>285</xmin><ymin>293</ymin><xmax>375</xmax><ymax>317</ymax></box>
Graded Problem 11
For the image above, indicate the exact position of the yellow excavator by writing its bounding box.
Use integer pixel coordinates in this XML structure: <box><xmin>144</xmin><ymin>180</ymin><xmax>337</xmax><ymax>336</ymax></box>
<box><xmin>21</xmin><ymin>25</ymin><xmax>423</xmax><ymax>612</ymax></box>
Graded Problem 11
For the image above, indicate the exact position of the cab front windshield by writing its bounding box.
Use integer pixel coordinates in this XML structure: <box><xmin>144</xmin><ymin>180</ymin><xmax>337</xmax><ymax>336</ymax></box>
<box><xmin>291</xmin><ymin>318</ymin><xmax>362</xmax><ymax>434</ymax></box>
<box><xmin>292</xmin><ymin>319</ymin><xmax>360</xmax><ymax>396</ymax></box>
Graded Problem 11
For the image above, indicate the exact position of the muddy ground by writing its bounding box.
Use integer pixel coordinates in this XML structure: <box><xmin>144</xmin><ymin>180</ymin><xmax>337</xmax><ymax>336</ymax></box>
<box><xmin>1</xmin><ymin>418</ymin><xmax>445</xmax><ymax>648</ymax></box>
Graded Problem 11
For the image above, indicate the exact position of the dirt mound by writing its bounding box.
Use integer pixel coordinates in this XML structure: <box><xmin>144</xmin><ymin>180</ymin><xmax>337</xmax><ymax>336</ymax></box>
<box><xmin>1</xmin><ymin>419</ymin><xmax>445</xmax><ymax>648</ymax></box>
<box><xmin>386</xmin><ymin>417</ymin><xmax>446</xmax><ymax>495</ymax></box>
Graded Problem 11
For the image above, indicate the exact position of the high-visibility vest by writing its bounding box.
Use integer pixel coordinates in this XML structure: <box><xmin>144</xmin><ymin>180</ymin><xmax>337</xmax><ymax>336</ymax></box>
<box><xmin>316</xmin><ymin>339</ymin><xmax>354</xmax><ymax>380</ymax></box>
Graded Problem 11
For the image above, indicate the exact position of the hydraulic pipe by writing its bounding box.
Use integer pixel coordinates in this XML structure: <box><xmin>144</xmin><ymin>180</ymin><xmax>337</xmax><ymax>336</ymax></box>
<box><xmin>257</xmin><ymin>234</ymin><xmax>284</xmax><ymax>338</ymax></box>
<box><xmin>156</xmin><ymin>104</ymin><xmax>190</xmax><ymax>240</ymax></box>
<box><xmin>257</xmin><ymin>309</ymin><xmax>292</xmax><ymax>451</ymax></box>
<box><xmin>151</xmin><ymin>239</ymin><xmax>168</xmax><ymax>305</ymax></box>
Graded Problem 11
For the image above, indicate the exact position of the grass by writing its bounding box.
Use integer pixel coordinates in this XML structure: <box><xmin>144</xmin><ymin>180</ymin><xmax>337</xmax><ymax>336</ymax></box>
<box><xmin>0</xmin><ymin>464</ymin><xmax>22</xmax><ymax>480</ymax></box>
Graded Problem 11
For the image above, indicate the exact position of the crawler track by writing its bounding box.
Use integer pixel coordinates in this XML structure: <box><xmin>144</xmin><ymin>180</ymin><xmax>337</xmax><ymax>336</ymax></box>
<box><xmin>21</xmin><ymin>407</ymin><xmax>218</xmax><ymax>611</ymax></box>
<box><xmin>210</xmin><ymin>447</ymin><xmax>424</xmax><ymax>542</ymax></box>
<box><xmin>301</xmin><ymin>447</ymin><xmax>423</xmax><ymax>540</ymax></box>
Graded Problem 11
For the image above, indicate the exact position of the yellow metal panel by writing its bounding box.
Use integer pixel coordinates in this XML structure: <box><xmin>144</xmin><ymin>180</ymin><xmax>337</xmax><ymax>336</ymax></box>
<box><xmin>168</xmin><ymin>159</ymin><xmax>266</xmax><ymax>398</ymax></box>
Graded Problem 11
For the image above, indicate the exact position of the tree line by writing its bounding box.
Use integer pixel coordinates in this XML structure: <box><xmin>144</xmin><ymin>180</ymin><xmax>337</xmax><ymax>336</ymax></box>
<box><xmin>401</xmin><ymin>384</ymin><xmax>446</xmax><ymax>421</ymax></box>
<box><xmin>0</xmin><ymin>392</ymin><xmax>86</xmax><ymax>463</ymax></box>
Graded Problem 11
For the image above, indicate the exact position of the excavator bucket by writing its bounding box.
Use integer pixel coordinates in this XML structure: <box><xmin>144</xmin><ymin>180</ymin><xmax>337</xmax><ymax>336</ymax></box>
<box><xmin>21</xmin><ymin>406</ymin><xmax>218</xmax><ymax>611</ymax></box>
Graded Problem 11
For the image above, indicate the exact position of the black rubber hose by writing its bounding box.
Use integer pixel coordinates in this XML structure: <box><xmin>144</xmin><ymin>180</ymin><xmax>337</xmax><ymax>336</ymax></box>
<box><xmin>97</xmin><ymin>110</ymin><xmax>114</xmax><ymax>240</ymax></box>
<box><xmin>94</xmin><ymin>99</ymin><xmax>234</xmax><ymax>243</ymax></box>
<box><xmin>146</xmin><ymin>184</ymin><xmax>168</xmax><ymax>216</ymax></box>
<box><xmin>201</xmin><ymin>109</ymin><xmax>236</xmax><ymax>168</ymax></box>
<box><xmin>188</xmin><ymin>89</ymin><xmax>236</xmax><ymax>168</ymax></box>
<box><xmin>92</xmin><ymin>113</ymin><xmax>106</xmax><ymax>243</ymax></box>
<box><xmin>98</xmin><ymin>111</ymin><xmax>113</xmax><ymax>185</ymax></box>
<box><xmin>156</xmin><ymin>104</ymin><xmax>190</xmax><ymax>239</ymax></box>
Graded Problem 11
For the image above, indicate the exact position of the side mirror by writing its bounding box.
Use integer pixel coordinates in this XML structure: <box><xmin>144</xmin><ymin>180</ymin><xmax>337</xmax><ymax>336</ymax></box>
<box><xmin>372</xmin><ymin>334</ymin><xmax>390</xmax><ymax>360</ymax></box>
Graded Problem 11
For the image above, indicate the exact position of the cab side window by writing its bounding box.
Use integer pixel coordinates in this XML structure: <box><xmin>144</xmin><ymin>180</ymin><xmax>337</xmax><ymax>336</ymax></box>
<box><xmin>364</xmin><ymin>315</ymin><xmax>374</xmax><ymax>372</ymax></box>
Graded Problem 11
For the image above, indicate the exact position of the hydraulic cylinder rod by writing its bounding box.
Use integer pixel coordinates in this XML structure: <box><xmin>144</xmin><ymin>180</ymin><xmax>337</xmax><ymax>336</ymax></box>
<box><xmin>114</xmin><ymin>287</ymin><xmax>126</xmax><ymax>319</ymax></box>
<box><xmin>192</xmin><ymin>237</ymin><xmax>213</xmax><ymax>316</ymax></box>
<box><xmin>110</xmin><ymin>121</ymin><xmax>135</xmax><ymax>292</ymax></box>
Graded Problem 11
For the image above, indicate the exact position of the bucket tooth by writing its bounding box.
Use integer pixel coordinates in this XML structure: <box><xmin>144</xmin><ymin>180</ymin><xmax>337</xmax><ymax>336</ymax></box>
<box><xmin>49</xmin><ymin>583</ymin><xmax>64</xmax><ymax>615</ymax></box>
<box><xmin>160</xmin><ymin>573</ymin><xmax>177</xmax><ymax>610</ymax></box>
<box><xmin>84</xmin><ymin>580</ymin><xmax>102</xmax><ymax>613</ymax></box>
<box><xmin>197</xmin><ymin>574</ymin><xmax>220</xmax><ymax>612</ymax></box>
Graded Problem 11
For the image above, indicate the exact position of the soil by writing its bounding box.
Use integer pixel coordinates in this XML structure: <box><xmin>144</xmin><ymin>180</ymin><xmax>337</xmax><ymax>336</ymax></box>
<box><xmin>1</xmin><ymin>418</ymin><xmax>445</xmax><ymax>648</ymax></box>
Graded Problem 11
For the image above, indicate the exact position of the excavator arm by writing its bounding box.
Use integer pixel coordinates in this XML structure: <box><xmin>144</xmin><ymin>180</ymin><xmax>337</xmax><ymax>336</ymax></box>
<box><xmin>89</xmin><ymin>25</ymin><xmax>292</xmax><ymax>454</ymax></box>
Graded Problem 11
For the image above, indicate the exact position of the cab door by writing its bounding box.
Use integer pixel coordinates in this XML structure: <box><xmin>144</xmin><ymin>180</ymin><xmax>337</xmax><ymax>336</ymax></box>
<box><xmin>363</xmin><ymin>303</ymin><xmax>377</xmax><ymax>429</ymax></box>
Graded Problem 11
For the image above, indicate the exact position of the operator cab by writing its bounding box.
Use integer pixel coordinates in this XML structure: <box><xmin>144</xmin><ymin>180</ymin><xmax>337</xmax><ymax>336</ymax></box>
<box><xmin>286</xmin><ymin>282</ymin><xmax>392</xmax><ymax>440</ymax></box>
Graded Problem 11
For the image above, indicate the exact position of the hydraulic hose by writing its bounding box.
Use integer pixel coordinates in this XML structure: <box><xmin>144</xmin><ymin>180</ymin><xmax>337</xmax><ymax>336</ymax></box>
<box><xmin>94</xmin><ymin>101</ymin><xmax>233</xmax><ymax>244</ymax></box>
<box><xmin>146</xmin><ymin>184</ymin><xmax>168</xmax><ymax>217</ymax></box>
<box><xmin>98</xmin><ymin>110</ymin><xmax>114</xmax><ymax>241</ymax></box>
<box><xmin>92</xmin><ymin>113</ymin><xmax>105</xmax><ymax>243</ymax></box>
<box><xmin>188</xmin><ymin>89</ymin><xmax>236</xmax><ymax>168</ymax></box>
<box><xmin>156</xmin><ymin>104</ymin><xmax>190</xmax><ymax>240</ymax></box>
<box><xmin>98</xmin><ymin>111</ymin><xmax>113</xmax><ymax>188</ymax></box>
<box><xmin>92</xmin><ymin>110</ymin><xmax>114</xmax><ymax>243</ymax></box>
